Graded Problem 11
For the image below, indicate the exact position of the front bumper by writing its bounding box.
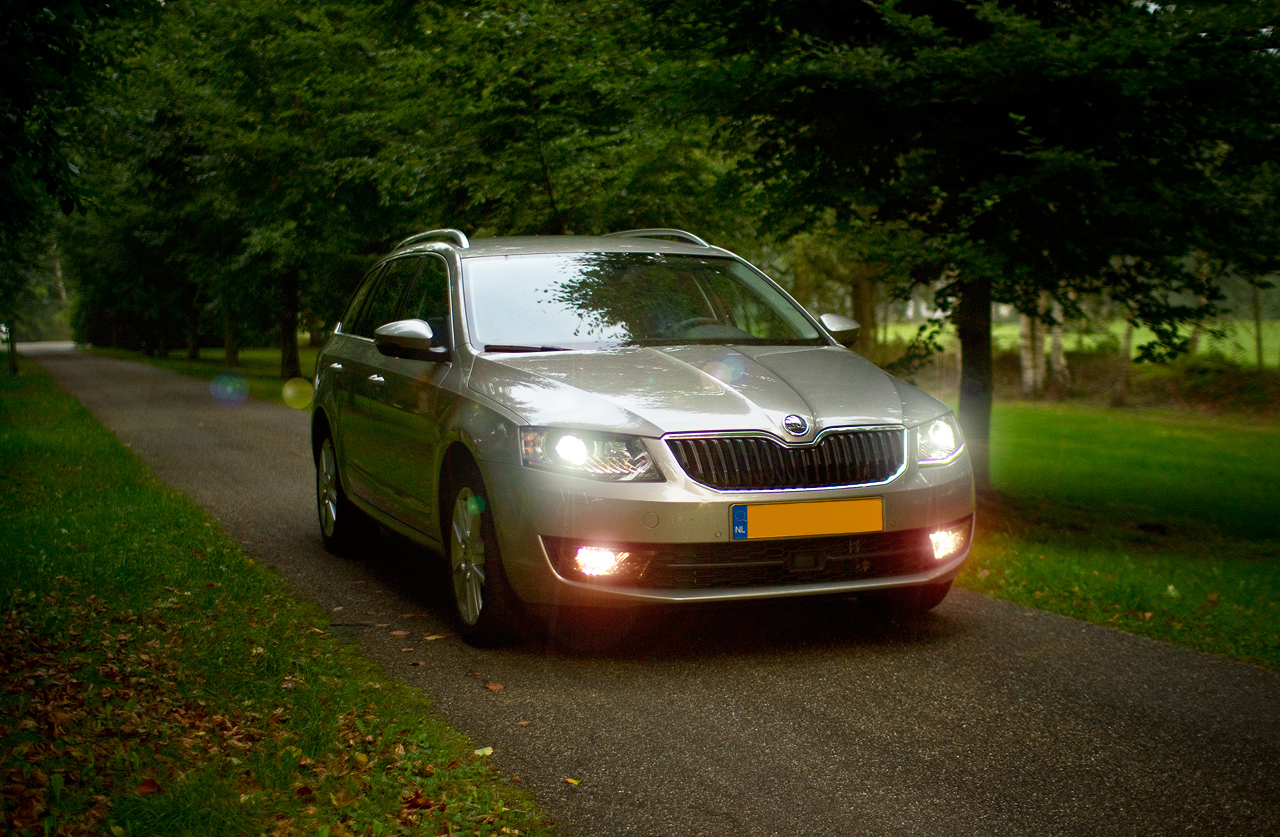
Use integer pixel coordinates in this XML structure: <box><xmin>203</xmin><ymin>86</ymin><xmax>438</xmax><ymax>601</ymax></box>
<box><xmin>482</xmin><ymin>445</ymin><xmax>976</xmax><ymax>608</ymax></box>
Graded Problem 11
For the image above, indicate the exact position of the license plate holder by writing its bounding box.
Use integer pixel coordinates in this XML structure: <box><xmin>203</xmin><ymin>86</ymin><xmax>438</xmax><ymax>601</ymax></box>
<box><xmin>731</xmin><ymin>497</ymin><xmax>884</xmax><ymax>541</ymax></box>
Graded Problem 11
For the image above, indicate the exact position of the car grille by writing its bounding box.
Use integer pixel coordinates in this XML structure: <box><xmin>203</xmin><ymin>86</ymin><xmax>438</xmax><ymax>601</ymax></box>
<box><xmin>544</xmin><ymin>525</ymin><xmax>953</xmax><ymax>590</ymax></box>
<box><xmin>666</xmin><ymin>427</ymin><xmax>905</xmax><ymax>490</ymax></box>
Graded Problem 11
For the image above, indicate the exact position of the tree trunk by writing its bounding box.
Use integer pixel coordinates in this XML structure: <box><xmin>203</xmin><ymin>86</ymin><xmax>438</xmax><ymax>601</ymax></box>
<box><xmin>850</xmin><ymin>273</ymin><xmax>878</xmax><ymax>359</ymax></box>
<box><xmin>185</xmin><ymin>306</ymin><xmax>200</xmax><ymax>361</ymax></box>
<box><xmin>1110</xmin><ymin>320</ymin><xmax>1134</xmax><ymax>408</ymax></box>
<box><xmin>957</xmin><ymin>275</ymin><xmax>993</xmax><ymax>493</ymax></box>
<box><xmin>280</xmin><ymin>267</ymin><xmax>302</xmax><ymax>379</ymax></box>
<box><xmin>224</xmin><ymin>304</ymin><xmax>240</xmax><ymax>368</ymax></box>
<box><xmin>1019</xmin><ymin>313</ymin><xmax>1040</xmax><ymax>397</ymax></box>
<box><xmin>307</xmin><ymin>315</ymin><xmax>328</xmax><ymax>348</ymax></box>
<box><xmin>1253</xmin><ymin>283</ymin><xmax>1264</xmax><ymax>371</ymax></box>
<box><xmin>6</xmin><ymin>324</ymin><xmax>18</xmax><ymax>375</ymax></box>
<box><xmin>1048</xmin><ymin>299</ymin><xmax>1069</xmax><ymax>399</ymax></box>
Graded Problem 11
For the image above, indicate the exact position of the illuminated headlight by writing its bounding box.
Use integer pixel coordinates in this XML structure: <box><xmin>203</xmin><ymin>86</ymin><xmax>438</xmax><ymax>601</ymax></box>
<box><xmin>521</xmin><ymin>428</ymin><xmax>663</xmax><ymax>482</ymax></box>
<box><xmin>929</xmin><ymin>519</ymin><xmax>972</xmax><ymax>561</ymax></box>
<box><xmin>918</xmin><ymin>415</ymin><xmax>964</xmax><ymax>464</ymax></box>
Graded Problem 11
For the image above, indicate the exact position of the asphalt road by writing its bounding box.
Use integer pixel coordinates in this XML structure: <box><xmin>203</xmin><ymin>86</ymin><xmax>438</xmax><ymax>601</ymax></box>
<box><xmin>27</xmin><ymin>345</ymin><xmax>1280</xmax><ymax>836</ymax></box>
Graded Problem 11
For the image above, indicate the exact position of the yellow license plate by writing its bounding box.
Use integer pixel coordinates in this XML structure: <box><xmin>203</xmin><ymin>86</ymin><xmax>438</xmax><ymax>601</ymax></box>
<box><xmin>730</xmin><ymin>497</ymin><xmax>884</xmax><ymax>540</ymax></box>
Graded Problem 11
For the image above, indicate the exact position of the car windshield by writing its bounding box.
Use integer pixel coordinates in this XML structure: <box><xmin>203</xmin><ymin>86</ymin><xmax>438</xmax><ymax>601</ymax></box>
<box><xmin>463</xmin><ymin>252</ymin><xmax>824</xmax><ymax>351</ymax></box>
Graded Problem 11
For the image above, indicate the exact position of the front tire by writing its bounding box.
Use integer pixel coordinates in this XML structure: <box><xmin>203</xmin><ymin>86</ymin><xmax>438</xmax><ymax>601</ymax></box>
<box><xmin>446</xmin><ymin>464</ymin><xmax>520</xmax><ymax>647</ymax></box>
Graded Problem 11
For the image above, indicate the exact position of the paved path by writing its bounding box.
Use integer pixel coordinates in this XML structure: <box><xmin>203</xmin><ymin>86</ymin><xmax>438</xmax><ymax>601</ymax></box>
<box><xmin>29</xmin><ymin>345</ymin><xmax>1280</xmax><ymax>836</ymax></box>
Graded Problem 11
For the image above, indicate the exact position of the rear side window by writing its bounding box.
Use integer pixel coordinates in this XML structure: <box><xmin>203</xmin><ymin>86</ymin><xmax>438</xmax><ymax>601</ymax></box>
<box><xmin>347</xmin><ymin>257</ymin><xmax>423</xmax><ymax>338</ymax></box>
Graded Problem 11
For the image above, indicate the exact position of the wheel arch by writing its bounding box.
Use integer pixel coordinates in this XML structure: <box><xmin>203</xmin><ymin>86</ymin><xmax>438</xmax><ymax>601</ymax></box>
<box><xmin>438</xmin><ymin>441</ymin><xmax>481</xmax><ymax>536</ymax></box>
<box><xmin>311</xmin><ymin>408</ymin><xmax>333</xmax><ymax>461</ymax></box>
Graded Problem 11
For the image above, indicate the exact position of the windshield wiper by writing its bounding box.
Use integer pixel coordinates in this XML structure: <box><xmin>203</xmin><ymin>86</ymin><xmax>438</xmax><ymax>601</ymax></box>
<box><xmin>483</xmin><ymin>344</ymin><xmax>570</xmax><ymax>353</ymax></box>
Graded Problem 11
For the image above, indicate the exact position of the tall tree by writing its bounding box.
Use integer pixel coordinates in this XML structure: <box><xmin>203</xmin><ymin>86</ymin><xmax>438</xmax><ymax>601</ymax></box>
<box><xmin>653</xmin><ymin>0</ymin><xmax>1280</xmax><ymax>489</ymax></box>
<box><xmin>1</xmin><ymin>0</ymin><xmax>160</xmax><ymax>361</ymax></box>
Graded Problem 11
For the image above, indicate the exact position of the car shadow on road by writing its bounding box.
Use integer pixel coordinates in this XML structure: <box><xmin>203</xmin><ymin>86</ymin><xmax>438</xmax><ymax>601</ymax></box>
<box><xmin>350</xmin><ymin>526</ymin><xmax>970</xmax><ymax>662</ymax></box>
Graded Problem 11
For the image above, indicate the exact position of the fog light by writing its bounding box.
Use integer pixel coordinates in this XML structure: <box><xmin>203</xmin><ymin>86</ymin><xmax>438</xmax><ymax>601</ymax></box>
<box><xmin>574</xmin><ymin>546</ymin><xmax>629</xmax><ymax>576</ymax></box>
<box><xmin>929</xmin><ymin>522</ymin><xmax>969</xmax><ymax>561</ymax></box>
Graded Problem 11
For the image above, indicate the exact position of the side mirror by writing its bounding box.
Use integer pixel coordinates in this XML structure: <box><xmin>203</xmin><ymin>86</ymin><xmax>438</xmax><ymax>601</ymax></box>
<box><xmin>374</xmin><ymin>319</ymin><xmax>450</xmax><ymax>362</ymax></box>
<box><xmin>819</xmin><ymin>313</ymin><xmax>861</xmax><ymax>348</ymax></box>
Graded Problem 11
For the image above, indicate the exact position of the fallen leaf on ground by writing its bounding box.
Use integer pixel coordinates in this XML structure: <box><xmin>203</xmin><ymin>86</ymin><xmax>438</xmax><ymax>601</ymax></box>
<box><xmin>474</xmin><ymin>747</ymin><xmax>493</xmax><ymax>757</ymax></box>
<box><xmin>484</xmin><ymin>682</ymin><xmax>504</xmax><ymax>691</ymax></box>
<box><xmin>389</xmin><ymin>630</ymin><xmax>410</xmax><ymax>637</ymax></box>
<box><xmin>401</xmin><ymin>790</ymin><xmax>435</xmax><ymax>810</ymax></box>
<box><xmin>424</xmin><ymin>634</ymin><xmax>447</xmax><ymax>641</ymax></box>
<box><xmin>517</xmin><ymin>721</ymin><xmax>530</xmax><ymax>727</ymax></box>
<box><xmin>134</xmin><ymin>778</ymin><xmax>161</xmax><ymax>796</ymax></box>
<box><xmin>563</xmin><ymin>777</ymin><xmax>580</xmax><ymax>785</ymax></box>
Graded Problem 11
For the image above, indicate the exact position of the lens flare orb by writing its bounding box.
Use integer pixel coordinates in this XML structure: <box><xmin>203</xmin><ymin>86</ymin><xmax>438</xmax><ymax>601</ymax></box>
<box><xmin>282</xmin><ymin>377</ymin><xmax>314</xmax><ymax>409</ymax></box>
<box><xmin>210</xmin><ymin>372</ymin><xmax>249</xmax><ymax>407</ymax></box>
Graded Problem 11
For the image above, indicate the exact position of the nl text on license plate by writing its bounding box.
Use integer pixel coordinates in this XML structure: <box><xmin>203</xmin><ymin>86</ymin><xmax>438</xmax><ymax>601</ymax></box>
<box><xmin>730</xmin><ymin>497</ymin><xmax>884</xmax><ymax>541</ymax></box>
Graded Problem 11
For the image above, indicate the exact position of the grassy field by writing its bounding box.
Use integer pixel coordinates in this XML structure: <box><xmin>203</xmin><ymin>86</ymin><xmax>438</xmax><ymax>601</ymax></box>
<box><xmin>957</xmin><ymin>401</ymin><xmax>1280</xmax><ymax>671</ymax></box>
<box><xmin>990</xmin><ymin>402</ymin><xmax>1280</xmax><ymax>540</ymax></box>
<box><xmin>0</xmin><ymin>365</ymin><xmax>552</xmax><ymax>836</ymax></box>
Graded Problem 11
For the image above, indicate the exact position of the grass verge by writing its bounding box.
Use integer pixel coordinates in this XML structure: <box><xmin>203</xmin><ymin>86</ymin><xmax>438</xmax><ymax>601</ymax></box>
<box><xmin>957</xmin><ymin>401</ymin><xmax>1280</xmax><ymax>672</ymax></box>
<box><xmin>0</xmin><ymin>365</ymin><xmax>552</xmax><ymax>836</ymax></box>
<box><xmin>958</xmin><ymin>494</ymin><xmax>1280</xmax><ymax>671</ymax></box>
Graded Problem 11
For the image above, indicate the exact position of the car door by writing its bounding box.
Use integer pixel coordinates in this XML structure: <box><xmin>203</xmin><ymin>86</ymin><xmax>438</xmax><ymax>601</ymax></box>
<box><xmin>362</xmin><ymin>253</ymin><xmax>457</xmax><ymax>537</ymax></box>
<box><xmin>340</xmin><ymin>255</ymin><xmax>423</xmax><ymax>513</ymax></box>
<box><xmin>320</xmin><ymin>262</ymin><xmax>384</xmax><ymax>486</ymax></box>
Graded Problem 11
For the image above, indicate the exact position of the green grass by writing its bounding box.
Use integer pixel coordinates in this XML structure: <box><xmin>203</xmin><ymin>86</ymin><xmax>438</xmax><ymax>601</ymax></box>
<box><xmin>989</xmin><ymin>402</ymin><xmax>1280</xmax><ymax>541</ymax></box>
<box><xmin>87</xmin><ymin>346</ymin><xmax>323</xmax><ymax>407</ymax></box>
<box><xmin>0</xmin><ymin>365</ymin><xmax>552</xmax><ymax>837</ymax></box>
<box><xmin>956</xmin><ymin>401</ymin><xmax>1280</xmax><ymax>672</ymax></box>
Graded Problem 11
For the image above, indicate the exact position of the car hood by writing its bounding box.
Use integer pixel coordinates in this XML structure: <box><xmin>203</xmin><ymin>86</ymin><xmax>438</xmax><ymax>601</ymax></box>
<box><xmin>467</xmin><ymin>345</ymin><xmax>947</xmax><ymax>439</ymax></box>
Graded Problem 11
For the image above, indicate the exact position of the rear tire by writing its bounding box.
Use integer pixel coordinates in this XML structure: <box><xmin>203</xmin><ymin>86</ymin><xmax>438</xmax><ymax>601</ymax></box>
<box><xmin>862</xmin><ymin>579</ymin><xmax>953</xmax><ymax>616</ymax></box>
<box><xmin>445</xmin><ymin>463</ymin><xmax>520</xmax><ymax>647</ymax></box>
<box><xmin>316</xmin><ymin>434</ymin><xmax>372</xmax><ymax>557</ymax></box>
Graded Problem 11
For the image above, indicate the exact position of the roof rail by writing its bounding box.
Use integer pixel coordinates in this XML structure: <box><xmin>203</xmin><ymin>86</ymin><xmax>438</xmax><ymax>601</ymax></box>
<box><xmin>394</xmin><ymin>228</ymin><xmax>470</xmax><ymax>251</ymax></box>
<box><xmin>602</xmin><ymin>228</ymin><xmax>710</xmax><ymax>248</ymax></box>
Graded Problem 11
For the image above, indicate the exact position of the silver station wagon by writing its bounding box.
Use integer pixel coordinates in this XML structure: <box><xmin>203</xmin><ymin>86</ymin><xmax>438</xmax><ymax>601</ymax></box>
<box><xmin>312</xmin><ymin>229</ymin><xmax>975</xmax><ymax>645</ymax></box>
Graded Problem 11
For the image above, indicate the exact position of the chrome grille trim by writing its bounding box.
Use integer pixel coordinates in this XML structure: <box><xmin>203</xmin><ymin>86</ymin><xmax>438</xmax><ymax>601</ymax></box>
<box><xmin>665</xmin><ymin>426</ymin><xmax>907</xmax><ymax>491</ymax></box>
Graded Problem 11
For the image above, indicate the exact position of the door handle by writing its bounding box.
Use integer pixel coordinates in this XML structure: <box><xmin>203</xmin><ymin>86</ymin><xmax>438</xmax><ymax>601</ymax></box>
<box><xmin>367</xmin><ymin>374</ymin><xmax>385</xmax><ymax>386</ymax></box>
<box><xmin>328</xmin><ymin>362</ymin><xmax>344</xmax><ymax>373</ymax></box>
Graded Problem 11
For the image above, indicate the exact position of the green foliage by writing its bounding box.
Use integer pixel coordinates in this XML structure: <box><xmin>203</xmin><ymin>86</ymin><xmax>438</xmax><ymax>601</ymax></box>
<box><xmin>0</xmin><ymin>363</ymin><xmax>552</xmax><ymax>836</ymax></box>
<box><xmin>57</xmin><ymin>0</ymin><xmax>754</xmax><ymax>369</ymax></box>
<box><xmin>653</xmin><ymin>0</ymin><xmax>1280</xmax><ymax>484</ymax></box>
<box><xmin>0</xmin><ymin>0</ymin><xmax>161</xmax><ymax>233</ymax></box>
